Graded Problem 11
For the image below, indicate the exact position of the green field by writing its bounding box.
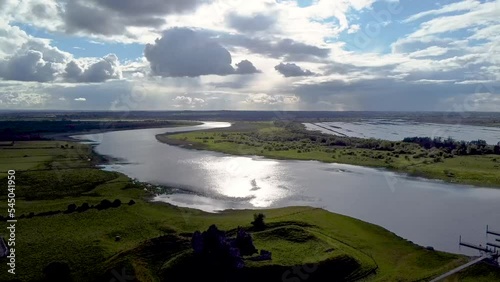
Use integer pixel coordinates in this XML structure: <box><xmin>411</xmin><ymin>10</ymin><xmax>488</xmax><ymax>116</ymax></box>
<box><xmin>0</xmin><ymin>141</ymin><xmax>498</xmax><ymax>281</ymax></box>
<box><xmin>157</xmin><ymin>122</ymin><xmax>500</xmax><ymax>188</ymax></box>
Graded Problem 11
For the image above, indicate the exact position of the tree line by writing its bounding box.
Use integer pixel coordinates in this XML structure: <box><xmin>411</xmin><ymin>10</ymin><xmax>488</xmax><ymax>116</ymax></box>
<box><xmin>402</xmin><ymin>137</ymin><xmax>500</xmax><ymax>156</ymax></box>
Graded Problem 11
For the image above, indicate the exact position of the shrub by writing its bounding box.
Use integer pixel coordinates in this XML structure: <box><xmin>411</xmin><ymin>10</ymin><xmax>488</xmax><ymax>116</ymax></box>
<box><xmin>128</xmin><ymin>200</ymin><xmax>136</xmax><ymax>206</ymax></box>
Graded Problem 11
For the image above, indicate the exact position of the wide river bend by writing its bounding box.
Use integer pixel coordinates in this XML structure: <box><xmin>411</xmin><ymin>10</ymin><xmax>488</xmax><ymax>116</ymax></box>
<box><xmin>73</xmin><ymin>122</ymin><xmax>500</xmax><ymax>256</ymax></box>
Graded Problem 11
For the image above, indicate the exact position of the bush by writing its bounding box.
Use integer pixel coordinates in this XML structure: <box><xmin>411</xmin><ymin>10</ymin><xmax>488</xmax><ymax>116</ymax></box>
<box><xmin>77</xmin><ymin>203</ymin><xmax>90</xmax><ymax>212</ymax></box>
<box><xmin>112</xmin><ymin>199</ymin><xmax>122</xmax><ymax>208</ymax></box>
<box><xmin>128</xmin><ymin>200</ymin><xmax>136</xmax><ymax>206</ymax></box>
<box><xmin>251</xmin><ymin>213</ymin><xmax>266</xmax><ymax>231</ymax></box>
<box><xmin>66</xmin><ymin>204</ymin><xmax>77</xmax><ymax>213</ymax></box>
<box><xmin>39</xmin><ymin>210</ymin><xmax>61</xmax><ymax>217</ymax></box>
<box><xmin>43</xmin><ymin>261</ymin><xmax>72</xmax><ymax>282</ymax></box>
<box><xmin>96</xmin><ymin>199</ymin><xmax>112</xmax><ymax>210</ymax></box>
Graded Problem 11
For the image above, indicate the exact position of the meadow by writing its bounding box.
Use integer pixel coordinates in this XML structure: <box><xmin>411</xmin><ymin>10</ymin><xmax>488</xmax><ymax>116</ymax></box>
<box><xmin>157</xmin><ymin>122</ymin><xmax>500</xmax><ymax>188</ymax></box>
<box><xmin>0</xmin><ymin>141</ymin><xmax>498</xmax><ymax>281</ymax></box>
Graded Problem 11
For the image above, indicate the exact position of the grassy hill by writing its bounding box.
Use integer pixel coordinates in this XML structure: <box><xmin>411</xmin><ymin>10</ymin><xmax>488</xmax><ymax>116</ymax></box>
<box><xmin>0</xmin><ymin>141</ymin><xmax>498</xmax><ymax>281</ymax></box>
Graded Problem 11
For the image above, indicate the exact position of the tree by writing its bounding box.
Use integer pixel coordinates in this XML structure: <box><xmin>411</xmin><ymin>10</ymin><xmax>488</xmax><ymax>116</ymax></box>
<box><xmin>251</xmin><ymin>213</ymin><xmax>266</xmax><ymax>231</ymax></box>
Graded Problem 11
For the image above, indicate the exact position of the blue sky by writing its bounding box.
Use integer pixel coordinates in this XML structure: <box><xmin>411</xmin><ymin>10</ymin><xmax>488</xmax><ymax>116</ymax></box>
<box><xmin>14</xmin><ymin>23</ymin><xmax>144</xmax><ymax>60</ymax></box>
<box><xmin>0</xmin><ymin>0</ymin><xmax>498</xmax><ymax>111</ymax></box>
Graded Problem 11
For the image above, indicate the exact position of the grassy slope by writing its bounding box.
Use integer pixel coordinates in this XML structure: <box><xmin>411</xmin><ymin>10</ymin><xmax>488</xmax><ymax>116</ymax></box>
<box><xmin>0</xmin><ymin>141</ymin><xmax>497</xmax><ymax>281</ymax></box>
<box><xmin>157</xmin><ymin>122</ymin><xmax>500</xmax><ymax>188</ymax></box>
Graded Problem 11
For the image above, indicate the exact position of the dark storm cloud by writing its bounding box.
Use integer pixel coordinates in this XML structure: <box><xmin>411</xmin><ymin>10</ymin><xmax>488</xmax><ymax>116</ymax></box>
<box><xmin>0</xmin><ymin>38</ymin><xmax>121</xmax><ymax>84</ymax></box>
<box><xmin>31</xmin><ymin>3</ymin><xmax>51</xmax><ymax>19</ymax></box>
<box><xmin>235</xmin><ymin>60</ymin><xmax>260</xmax><ymax>74</ymax></box>
<box><xmin>96</xmin><ymin>0</ymin><xmax>204</xmax><ymax>16</ymax></box>
<box><xmin>226</xmin><ymin>13</ymin><xmax>276</xmax><ymax>32</ymax></box>
<box><xmin>320</xmin><ymin>60</ymin><xmax>398</xmax><ymax>77</ymax></box>
<box><xmin>274</xmin><ymin>62</ymin><xmax>314</xmax><ymax>77</ymax></box>
<box><xmin>291</xmin><ymin>77</ymin><xmax>485</xmax><ymax>111</ymax></box>
<box><xmin>64</xmin><ymin>54</ymin><xmax>122</xmax><ymax>83</ymax></box>
<box><xmin>0</xmin><ymin>50</ymin><xmax>57</xmax><ymax>82</ymax></box>
<box><xmin>64</xmin><ymin>1</ymin><xmax>126</xmax><ymax>35</ymax></box>
<box><xmin>64</xmin><ymin>61</ymin><xmax>83</xmax><ymax>81</ymax></box>
<box><xmin>144</xmin><ymin>28</ymin><xmax>259</xmax><ymax>77</ymax></box>
<box><xmin>127</xmin><ymin>17</ymin><xmax>166</xmax><ymax>28</ymax></box>
<box><xmin>0</xmin><ymin>40</ymin><xmax>72</xmax><ymax>83</ymax></box>
<box><xmin>209</xmin><ymin>32</ymin><xmax>330</xmax><ymax>61</ymax></box>
<box><xmin>0</xmin><ymin>0</ymin><xmax>7</xmax><ymax>10</ymax></box>
<box><xmin>276</xmin><ymin>39</ymin><xmax>329</xmax><ymax>60</ymax></box>
<box><xmin>62</xmin><ymin>0</ymin><xmax>205</xmax><ymax>35</ymax></box>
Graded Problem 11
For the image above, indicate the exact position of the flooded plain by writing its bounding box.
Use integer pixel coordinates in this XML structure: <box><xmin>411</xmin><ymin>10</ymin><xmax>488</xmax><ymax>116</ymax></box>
<box><xmin>305</xmin><ymin>120</ymin><xmax>500</xmax><ymax>144</ymax></box>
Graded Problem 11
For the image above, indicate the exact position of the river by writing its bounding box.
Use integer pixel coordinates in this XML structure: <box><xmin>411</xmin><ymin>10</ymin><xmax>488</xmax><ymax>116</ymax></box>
<box><xmin>72</xmin><ymin>122</ymin><xmax>500</xmax><ymax>256</ymax></box>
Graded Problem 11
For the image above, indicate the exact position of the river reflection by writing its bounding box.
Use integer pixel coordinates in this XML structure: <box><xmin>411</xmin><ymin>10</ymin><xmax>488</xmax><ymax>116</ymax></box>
<box><xmin>73</xmin><ymin>122</ymin><xmax>500</xmax><ymax>255</ymax></box>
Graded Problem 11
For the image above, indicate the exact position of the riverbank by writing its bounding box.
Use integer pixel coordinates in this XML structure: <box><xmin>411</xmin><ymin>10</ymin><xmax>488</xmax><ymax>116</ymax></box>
<box><xmin>156</xmin><ymin>122</ymin><xmax>500</xmax><ymax>188</ymax></box>
<box><xmin>2</xmin><ymin>140</ymin><xmax>499</xmax><ymax>281</ymax></box>
<box><xmin>0</xmin><ymin>119</ymin><xmax>203</xmax><ymax>142</ymax></box>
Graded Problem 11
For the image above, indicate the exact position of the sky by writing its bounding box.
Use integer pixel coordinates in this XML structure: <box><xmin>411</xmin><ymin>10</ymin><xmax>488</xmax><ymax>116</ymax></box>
<box><xmin>0</xmin><ymin>0</ymin><xmax>499</xmax><ymax>111</ymax></box>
